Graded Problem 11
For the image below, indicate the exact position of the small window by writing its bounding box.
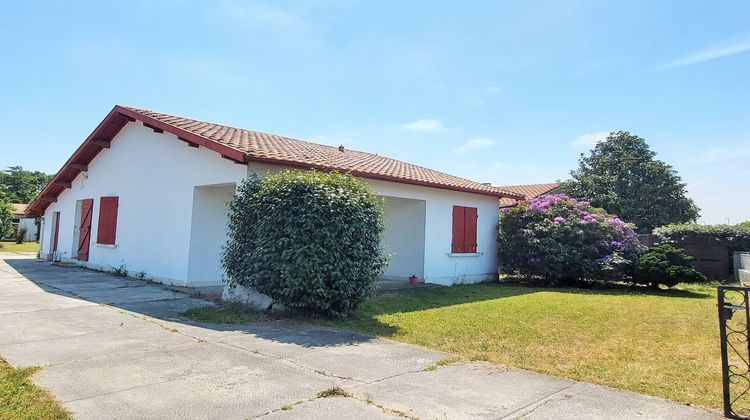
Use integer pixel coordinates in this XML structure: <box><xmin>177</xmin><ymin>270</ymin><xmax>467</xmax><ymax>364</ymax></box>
<box><xmin>96</xmin><ymin>196</ymin><xmax>119</xmax><ymax>245</ymax></box>
<box><xmin>451</xmin><ymin>205</ymin><xmax>478</xmax><ymax>253</ymax></box>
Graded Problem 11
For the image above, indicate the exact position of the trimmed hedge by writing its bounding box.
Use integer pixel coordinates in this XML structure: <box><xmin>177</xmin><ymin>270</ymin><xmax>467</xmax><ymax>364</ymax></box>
<box><xmin>222</xmin><ymin>170</ymin><xmax>386</xmax><ymax>317</ymax></box>
<box><xmin>654</xmin><ymin>223</ymin><xmax>750</xmax><ymax>254</ymax></box>
<box><xmin>654</xmin><ymin>223</ymin><xmax>750</xmax><ymax>239</ymax></box>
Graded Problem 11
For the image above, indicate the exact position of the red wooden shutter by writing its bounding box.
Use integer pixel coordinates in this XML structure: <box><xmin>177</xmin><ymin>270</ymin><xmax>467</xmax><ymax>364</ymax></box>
<box><xmin>97</xmin><ymin>197</ymin><xmax>119</xmax><ymax>245</ymax></box>
<box><xmin>464</xmin><ymin>207</ymin><xmax>478</xmax><ymax>253</ymax></box>
<box><xmin>452</xmin><ymin>206</ymin><xmax>465</xmax><ymax>253</ymax></box>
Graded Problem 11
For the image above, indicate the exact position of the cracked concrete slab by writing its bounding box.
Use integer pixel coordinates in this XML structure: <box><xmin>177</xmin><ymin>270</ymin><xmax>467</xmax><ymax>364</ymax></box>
<box><xmin>262</xmin><ymin>396</ymin><xmax>398</xmax><ymax>419</ymax></box>
<box><xmin>504</xmin><ymin>381</ymin><xmax>716</xmax><ymax>419</ymax></box>
<box><xmin>352</xmin><ymin>362</ymin><xmax>580</xmax><ymax>419</ymax></box>
<box><xmin>0</xmin><ymin>256</ymin><xmax>718</xmax><ymax>419</ymax></box>
<box><xmin>290</xmin><ymin>339</ymin><xmax>450</xmax><ymax>383</ymax></box>
<box><xmin>62</xmin><ymin>361</ymin><xmax>339</xmax><ymax>419</ymax></box>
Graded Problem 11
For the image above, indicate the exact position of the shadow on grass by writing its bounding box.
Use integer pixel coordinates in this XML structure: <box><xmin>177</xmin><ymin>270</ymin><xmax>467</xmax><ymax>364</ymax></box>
<box><xmin>323</xmin><ymin>279</ymin><xmax>715</xmax><ymax>337</ymax></box>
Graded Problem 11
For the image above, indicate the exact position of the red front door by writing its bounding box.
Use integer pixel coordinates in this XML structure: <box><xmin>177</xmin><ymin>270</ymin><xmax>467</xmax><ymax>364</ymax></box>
<box><xmin>77</xmin><ymin>199</ymin><xmax>93</xmax><ymax>261</ymax></box>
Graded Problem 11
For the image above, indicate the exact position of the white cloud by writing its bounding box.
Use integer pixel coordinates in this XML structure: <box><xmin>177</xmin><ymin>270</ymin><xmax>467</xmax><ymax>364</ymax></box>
<box><xmin>570</xmin><ymin>131</ymin><xmax>609</xmax><ymax>150</ymax></box>
<box><xmin>452</xmin><ymin>137</ymin><xmax>495</xmax><ymax>154</ymax></box>
<box><xmin>658</xmin><ymin>35</ymin><xmax>750</xmax><ymax>70</ymax></box>
<box><xmin>400</xmin><ymin>119</ymin><xmax>444</xmax><ymax>132</ymax></box>
<box><xmin>689</xmin><ymin>147</ymin><xmax>750</xmax><ymax>164</ymax></box>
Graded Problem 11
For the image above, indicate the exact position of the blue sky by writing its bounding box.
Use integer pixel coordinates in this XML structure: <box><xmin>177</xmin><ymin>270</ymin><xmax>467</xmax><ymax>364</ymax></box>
<box><xmin>1</xmin><ymin>1</ymin><xmax>748</xmax><ymax>224</ymax></box>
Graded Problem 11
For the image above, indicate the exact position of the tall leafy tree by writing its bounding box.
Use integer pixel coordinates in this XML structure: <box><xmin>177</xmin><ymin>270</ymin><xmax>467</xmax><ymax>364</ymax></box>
<box><xmin>560</xmin><ymin>131</ymin><xmax>699</xmax><ymax>232</ymax></box>
<box><xmin>0</xmin><ymin>166</ymin><xmax>53</xmax><ymax>204</ymax></box>
<box><xmin>0</xmin><ymin>187</ymin><xmax>13</xmax><ymax>238</ymax></box>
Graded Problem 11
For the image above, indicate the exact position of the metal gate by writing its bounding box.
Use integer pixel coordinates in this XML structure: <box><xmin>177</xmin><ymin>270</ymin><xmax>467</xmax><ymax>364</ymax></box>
<box><xmin>718</xmin><ymin>285</ymin><xmax>750</xmax><ymax>419</ymax></box>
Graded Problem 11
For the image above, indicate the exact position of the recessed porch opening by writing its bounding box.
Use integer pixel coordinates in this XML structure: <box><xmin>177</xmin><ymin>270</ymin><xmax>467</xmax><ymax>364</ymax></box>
<box><xmin>381</xmin><ymin>196</ymin><xmax>426</xmax><ymax>286</ymax></box>
<box><xmin>187</xmin><ymin>183</ymin><xmax>236</xmax><ymax>286</ymax></box>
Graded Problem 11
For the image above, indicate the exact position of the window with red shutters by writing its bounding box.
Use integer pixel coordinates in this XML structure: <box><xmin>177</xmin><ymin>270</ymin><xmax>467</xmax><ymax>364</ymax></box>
<box><xmin>451</xmin><ymin>205</ymin><xmax>478</xmax><ymax>253</ymax></box>
<box><xmin>96</xmin><ymin>196</ymin><xmax>119</xmax><ymax>245</ymax></box>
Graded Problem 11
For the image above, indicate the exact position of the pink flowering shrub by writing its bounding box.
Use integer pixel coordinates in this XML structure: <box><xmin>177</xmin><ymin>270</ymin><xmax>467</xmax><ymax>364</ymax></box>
<box><xmin>499</xmin><ymin>194</ymin><xmax>641</xmax><ymax>284</ymax></box>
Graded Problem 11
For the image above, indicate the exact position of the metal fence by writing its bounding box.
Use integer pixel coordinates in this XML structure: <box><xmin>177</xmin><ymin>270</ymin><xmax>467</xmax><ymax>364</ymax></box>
<box><xmin>718</xmin><ymin>285</ymin><xmax>750</xmax><ymax>418</ymax></box>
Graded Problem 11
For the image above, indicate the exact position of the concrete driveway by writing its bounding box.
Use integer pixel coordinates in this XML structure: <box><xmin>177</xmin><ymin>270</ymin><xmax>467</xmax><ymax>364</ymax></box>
<box><xmin>0</xmin><ymin>255</ymin><xmax>717</xmax><ymax>419</ymax></box>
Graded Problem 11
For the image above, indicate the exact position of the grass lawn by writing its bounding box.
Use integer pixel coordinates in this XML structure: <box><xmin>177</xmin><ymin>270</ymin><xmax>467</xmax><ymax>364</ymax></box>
<box><xmin>0</xmin><ymin>357</ymin><xmax>69</xmax><ymax>420</ymax></box>
<box><xmin>185</xmin><ymin>281</ymin><xmax>722</xmax><ymax>410</ymax></box>
<box><xmin>0</xmin><ymin>242</ymin><xmax>39</xmax><ymax>254</ymax></box>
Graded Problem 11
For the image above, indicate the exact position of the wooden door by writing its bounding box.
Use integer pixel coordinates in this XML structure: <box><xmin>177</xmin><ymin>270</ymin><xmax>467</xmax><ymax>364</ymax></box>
<box><xmin>77</xmin><ymin>199</ymin><xmax>93</xmax><ymax>261</ymax></box>
<box><xmin>52</xmin><ymin>212</ymin><xmax>60</xmax><ymax>252</ymax></box>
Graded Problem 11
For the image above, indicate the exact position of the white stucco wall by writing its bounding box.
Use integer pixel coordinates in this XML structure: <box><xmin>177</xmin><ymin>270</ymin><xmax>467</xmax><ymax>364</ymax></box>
<box><xmin>40</xmin><ymin>122</ymin><xmax>247</xmax><ymax>286</ymax></box>
<box><xmin>366</xmin><ymin>179</ymin><xmax>499</xmax><ymax>286</ymax></box>
<box><xmin>18</xmin><ymin>218</ymin><xmax>37</xmax><ymax>241</ymax></box>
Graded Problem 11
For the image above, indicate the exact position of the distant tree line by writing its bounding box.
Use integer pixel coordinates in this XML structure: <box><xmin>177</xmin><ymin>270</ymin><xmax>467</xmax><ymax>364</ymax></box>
<box><xmin>0</xmin><ymin>166</ymin><xmax>54</xmax><ymax>204</ymax></box>
<box><xmin>0</xmin><ymin>166</ymin><xmax>53</xmax><ymax>238</ymax></box>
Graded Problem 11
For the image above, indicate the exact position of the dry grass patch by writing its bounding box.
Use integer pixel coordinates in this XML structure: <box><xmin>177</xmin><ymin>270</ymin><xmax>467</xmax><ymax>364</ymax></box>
<box><xmin>0</xmin><ymin>357</ymin><xmax>69</xmax><ymax>420</ymax></box>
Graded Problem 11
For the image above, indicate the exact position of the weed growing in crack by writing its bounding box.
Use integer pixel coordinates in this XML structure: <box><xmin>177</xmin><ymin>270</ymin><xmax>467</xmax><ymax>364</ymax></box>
<box><xmin>317</xmin><ymin>385</ymin><xmax>352</xmax><ymax>398</ymax></box>
<box><xmin>423</xmin><ymin>356</ymin><xmax>461</xmax><ymax>371</ymax></box>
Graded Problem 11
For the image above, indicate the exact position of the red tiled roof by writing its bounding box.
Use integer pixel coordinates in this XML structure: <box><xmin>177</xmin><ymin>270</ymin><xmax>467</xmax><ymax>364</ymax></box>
<box><xmin>26</xmin><ymin>105</ymin><xmax>522</xmax><ymax>216</ymax></box>
<box><xmin>11</xmin><ymin>203</ymin><xmax>28</xmax><ymax>216</ymax></box>
<box><xmin>496</xmin><ymin>182</ymin><xmax>561</xmax><ymax>207</ymax></box>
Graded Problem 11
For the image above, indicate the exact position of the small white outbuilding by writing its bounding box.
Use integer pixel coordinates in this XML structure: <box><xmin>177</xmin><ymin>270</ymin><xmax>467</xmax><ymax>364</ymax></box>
<box><xmin>8</xmin><ymin>204</ymin><xmax>37</xmax><ymax>242</ymax></box>
<box><xmin>26</xmin><ymin>106</ymin><xmax>522</xmax><ymax>288</ymax></box>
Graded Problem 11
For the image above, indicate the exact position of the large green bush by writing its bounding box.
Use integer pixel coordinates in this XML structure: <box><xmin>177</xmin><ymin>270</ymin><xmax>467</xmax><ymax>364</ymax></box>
<box><xmin>222</xmin><ymin>170</ymin><xmax>386</xmax><ymax>317</ymax></box>
<box><xmin>633</xmin><ymin>244</ymin><xmax>706</xmax><ymax>288</ymax></box>
<box><xmin>499</xmin><ymin>194</ymin><xmax>641</xmax><ymax>284</ymax></box>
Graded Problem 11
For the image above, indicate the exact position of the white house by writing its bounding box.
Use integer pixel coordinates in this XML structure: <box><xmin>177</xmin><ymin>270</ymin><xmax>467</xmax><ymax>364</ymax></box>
<box><xmin>8</xmin><ymin>204</ymin><xmax>37</xmax><ymax>242</ymax></box>
<box><xmin>26</xmin><ymin>105</ymin><xmax>522</xmax><ymax>288</ymax></box>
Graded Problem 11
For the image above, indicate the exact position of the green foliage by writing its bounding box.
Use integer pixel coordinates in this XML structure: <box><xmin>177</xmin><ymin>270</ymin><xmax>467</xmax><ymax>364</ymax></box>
<box><xmin>654</xmin><ymin>223</ymin><xmax>750</xmax><ymax>239</ymax></box>
<box><xmin>654</xmin><ymin>223</ymin><xmax>750</xmax><ymax>254</ymax></box>
<box><xmin>633</xmin><ymin>244</ymin><xmax>706</xmax><ymax>288</ymax></box>
<box><xmin>110</xmin><ymin>263</ymin><xmax>128</xmax><ymax>277</ymax></box>
<box><xmin>14</xmin><ymin>225</ymin><xmax>27</xmax><ymax>244</ymax></box>
<box><xmin>560</xmin><ymin>131</ymin><xmax>699</xmax><ymax>232</ymax></box>
<box><xmin>498</xmin><ymin>194</ymin><xmax>641</xmax><ymax>285</ymax></box>
<box><xmin>0</xmin><ymin>188</ymin><xmax>13</xmax><ymax>239</ymax></box>
<box><xmin>223</xmin><ymin>170</ymin><xmax>386</xmax><ymax>317</ymax></box>
<box><xmin>0</xmin><ymin>166</ymin><xmax>53</xmax><ymax>204</ymax></box>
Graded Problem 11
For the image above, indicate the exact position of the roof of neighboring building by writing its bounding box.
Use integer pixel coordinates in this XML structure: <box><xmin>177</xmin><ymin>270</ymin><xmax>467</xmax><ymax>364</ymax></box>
<box><xmin>26</xmin><ymin>105</ymin><xmax>523</xmax><ymax>216</ymax></box>
<box><xmin>11</xmin><ymin>203</ymin><xmax>28</xmax><ymax>217</ymax></box>
<box><xmin>496</xmin><ymin>182</ymin><xmax>561</xmax><ymax>207</ymax></box>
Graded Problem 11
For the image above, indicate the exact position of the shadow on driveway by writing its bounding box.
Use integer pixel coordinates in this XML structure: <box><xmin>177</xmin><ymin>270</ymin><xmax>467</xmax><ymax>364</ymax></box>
<box><xmin>2</xmin><ymin>255</ymin><xmax>374</xmax><ymax>349</ymax></box>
